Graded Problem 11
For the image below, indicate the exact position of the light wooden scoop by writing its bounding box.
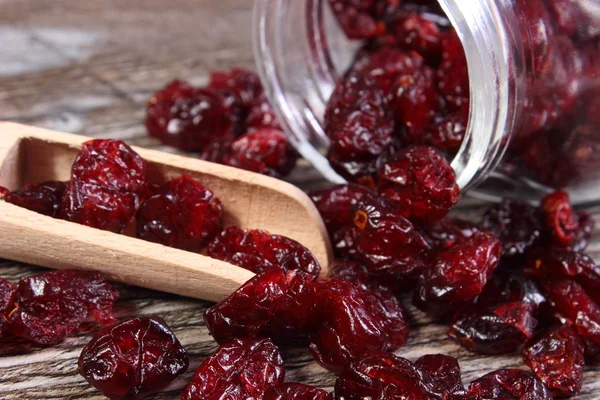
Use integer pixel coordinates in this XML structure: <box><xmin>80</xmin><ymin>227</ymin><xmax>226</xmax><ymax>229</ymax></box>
<box><xmin>0</xmin><ymin>122</ymin><xmax>333</xmax><ymax>302</ymax></box>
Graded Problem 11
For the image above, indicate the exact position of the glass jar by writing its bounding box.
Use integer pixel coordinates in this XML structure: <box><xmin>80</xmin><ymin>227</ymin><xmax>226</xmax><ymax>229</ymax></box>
<box><xmin>252</xmin><ymin>0</ymin><xmax>600</xmax><ymax>204</ymax></box>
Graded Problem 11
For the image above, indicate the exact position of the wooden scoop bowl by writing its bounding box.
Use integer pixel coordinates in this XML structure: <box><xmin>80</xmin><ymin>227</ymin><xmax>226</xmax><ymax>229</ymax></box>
<box><xmin>0</xmin><ymin>122</ymin><xmax>332</xmax><ymax>302</ymax></box>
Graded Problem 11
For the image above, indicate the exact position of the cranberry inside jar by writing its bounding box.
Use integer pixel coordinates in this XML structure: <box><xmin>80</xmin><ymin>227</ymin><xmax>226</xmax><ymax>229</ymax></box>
<box><xmin>253</xmin><ymin>0</ymin><xmax>600</xmax><ymax>204</ymax></box>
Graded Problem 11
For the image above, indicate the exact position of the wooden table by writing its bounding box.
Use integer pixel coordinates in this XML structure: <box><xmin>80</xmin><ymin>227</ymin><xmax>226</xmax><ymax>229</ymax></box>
<box><xmin>0</xmin><ymin>1</ymin><xmax>598</xmax><ymax>398</ymax></box>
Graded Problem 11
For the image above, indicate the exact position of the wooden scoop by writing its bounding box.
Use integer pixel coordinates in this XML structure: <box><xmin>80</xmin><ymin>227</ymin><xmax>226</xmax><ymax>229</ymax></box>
<box><xmin>0</xmin><ymin>122</ymin><xmax>332</xmax><ymax>302</ymax></box>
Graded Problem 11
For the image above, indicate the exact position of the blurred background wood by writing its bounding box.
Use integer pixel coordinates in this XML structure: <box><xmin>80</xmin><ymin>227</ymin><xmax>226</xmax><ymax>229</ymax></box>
<box><xmin>0</xmin><ymin>1</ymin><xmax>598</xmax><ymax>398</ymax></box>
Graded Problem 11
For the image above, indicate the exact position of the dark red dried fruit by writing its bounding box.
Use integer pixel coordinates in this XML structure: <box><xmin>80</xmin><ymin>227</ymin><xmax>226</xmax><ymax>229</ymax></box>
<box><xmin>328</xmin><ymin>0</ymin><xmax>392</xmax><ymax>39</ymax></box>
<box><xmin>418</xmin><ymin>217</ymin><xmax>480</xmax><ymax>255</ymax></box>
<box><xmin>540</xmin><ymin>190</ymin><xmax>579</xmax><ymax>247</ymax></box>
<box><xmin>539</xmin><ymin>279</ymin><xmax>600</xmax><ymax>345</ymax></box>
<box><xmin>352</xmin><ymin>194</ymin><xmax>428</xmax><ymax>279</ymax></box>
<box><xmin>523</xmin><ymin>324</ymin><xmax>584</xmax><ymax>397</ymax></box>
<box><xmin>325</xmin><ymin>75</ymin><xmax>394</xmax><ymax>185</ymax></box>
<box><xmin>204</xmin><ymin>269</ymin><xmax>317</xmax><ymax>343</ymax></box>
<box><xmin>414</xmin><ymin>354</ymin><xmax>467</xmax><ymax>399</ymax></box>
<box><xmin>437</xmin><ymin>30</ymin><xmax>469</xmax><ymax>113</ymax></box>
<box><xmin>200</xmin><ymin>128</ymin><xmax>298</xmax><ymax>178</ymax></box>
<box><xmin>353</xmin><ymin>47</ymin><xmax>423</xmax><ymax>93</ymax></box>
<box><xmin>208</xmin><ymin>68</ymin><xmax>263</xmax><ymax>112</ymax></box>
<box><xmin>389</xmin><ymin>12</ymin><xmax>443</xmax><ymax>63</ymax></box>
<box><xmin>8</xmin><ymin>270</ymin><xmax>119</xmax><ymax>345</ymax></box>
<box><xmin>310</xmin><ymin>278</ymin><xmax>409</xmax><ymax>372</ymax></box>
<box><xmin>79</xmin><ymin>316</ymin><xmax>188</xmax><ymax>400</ymax></box>
<box><xmin>329</xmin><ymin>260</ymin><xmax>370</xmax><ymax>286</ymax></box>
<box><xmin>0</xmin><ymin>186</ymin><xmax>9</xmax><ymax>197</ymax></box>
<box><xmin>378</xmin><ymin>146</ymin><xmax>460</xmax><ymax>222</ymax></box>
<box><xmin>181</xmin><ymin>337</ymin><xmax>284</xmax><ymax>400</ymax></box>
<box><xmin>208</xmin><ymin>226</ymin><xmax>320</xmax><ymax>278</ymax></box>
<box><xmin>525</xmin><ymin>249</ymin><xmax>600</xmax><ymax>304</ymax></box>
<box><xmin>146</xmin><ymin>80</ymin><xmax>236</xmax><ymax>151</ymax></box>
<box><xmin>476</xmin><ymin>273</ymin><xmax>546</xmax><ymax>310</ymax></box>
<box><xmin>413</xmin><ymin>231</ymin><xmax>502</xmax><ymax>317</ymax></box>
<box><xmin>309</xmin><ymin>184</ymin><xmax>375</xmax><ymax>235</ymax></box>
<box><xmin>246</xmin><ymin>93</ymin><xmax>282</xmax><ymax>130</ymax></box>
<box><xmin>468</xmin><ymin>369</ymin><xmax>551</xmax><ymax>399</ymax></box>
<box><xmin>136</xmin><ymin>175</ymin><xmax>223</xmax><ymax>252</ymax></box>
<box><xmin>428</xmin><ymin>112</ymin><xmax>467</xmax><ymax>153</ymax></box>
<box><xmin>5</xmin><ymin>181</ymin><xmax>66</xmax><ymax>217</ymax></box>
<box><xmin>569</xmin><ymin>211</ymin><xmax>595</xmax><ymax>252</ymax></box>
<box><xmin>0</xmin><ymin>278</ymin><xmax>16</xmax><ymax>338</ymax></box>
<box><xmin>480</xmin><ymin>199</ymin><xmax>543</xmax><ymax>257</ymax></box>
<box><xmin>264</xmin><ymin>383</ymin><xmax>330</xmax><ymax>400</ymax></box>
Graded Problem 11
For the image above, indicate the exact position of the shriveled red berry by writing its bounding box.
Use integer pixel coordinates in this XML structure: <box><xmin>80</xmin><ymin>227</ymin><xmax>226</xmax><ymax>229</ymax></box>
<box><xmin>476</xmin><ymin>273</ymin><xmax>546</xmax><ymax>310</ymax></box>
<box><xmin>208</xmin><ymin>68</ymin><xmax>263</xmax><ymax>112</ymax></box>
<box><xmin>389</xmin><ymin>12</ymin><xmax>443</xmax><ymax>63</ymax></box>
<box><xmin>201</xmin><ymin>128</ymin><xmax>298</xmax><ymax>178</ymax></box>
<box><xmin>310</xmin><ymin>279</ymin><xmax>409</xmax><ymax>372</ymax></box>
<box><xmin>181</xmin><ymin>337</ymin><xmax>284</xmax><ymax>400</ymax></box>
<box><xmin>146</xmin><ymin>80</ymin><xmax>236</xmax><ymax>151</ymax></box>
<box><xmin>540</xmin><ymin>190</ymin><xmax>579</xmax><ymax>247</ymax></box>
<box><xmin>413</xmin><ymin>231</ymin><xmax>502</xmax><ymax>317</ymax></box>
<box><xmin>352</xmin><ymin>194</ymin><xmax>428</xmax><ymax>279</ymax></box>
<box><xmin>331</xmin><ymin>223</ymin><xmax>361</xmax><ymax>258</ymax></box>
<box><xmin>136</xmin><ymin>175</ymin><xmax>223</xmax><ymax>252</ymax></box>
<box><xmin>414</xmin><ymin>354</ymin><xmax>467</xmax><ymax>399</ymax></box>
<box><xmin>8</xmin><ymin>270</ymin><xmax>119</xmax><ymax>345</ymax></box>
<box><xmin>0</xmin><ymin>278</ymin><xmax>16</xmax><ymax>338</ymax></box>
<box><xmin>378</xmin><ymin>146</ymin><xmax>460</xmax><ymax>222</ymax></box>
<box><xmin>264</xmin><ymin>383</ymin><xmax>330</xmax><ymax>400</ymax></box>
<box><xmin>468</xmin><ymin>369</ymin><xmax>551</xmax><ymax>399</ymax></box>
<box><xmin>437</xmin><ymin>29</ymin><xmax>469</xmax><ymax>113</ymax></box>
<box><xmin>5</xmin><ymin>181</ymin><xmax>66</xmax><ymax>217</ymax></box>
<box><xmin>0</xmin><ymin>186</ymin><xmax>9</xmax><ymax>198</ymax></box>
<box><xmin>79</xmin><ymin>316</ymin><xmax>188</xmax><ymax>400</ymax></box>
<box><xmin>328</xmin><ymin>0</ymin><xmax>391</xmax><ymax>39</ymax></box>
<box><xmin>208</xmin><ymin>226</ymin><xmax>320</xmax><ymax>278</ymax></box>
<box><xmin>309</xmin><ymin>184</ymin><xmax>375</xmax><ymax>235</ymax></box>
<box><xmin>353</xmin><ymin>47</ymin><xmax>423</xmax><ymax>93</ymax></box>
<box><xmin>539</xmin><ymin>279</ymin><xmax>600</xmax><ymax>345</ymax></box>
<box><xmin>480</xmin><ymin>199</ymin><xmax>543</xmax><ymax>257</ymax></box>
<box><xmin>246</xmin><ymin>93</ymin><xmax>282</xmax><ymax>130</ymax></box>
<box><xmin>418</xmin><ymin>217</ymin><xmax>480</xmax><ymax>255</ymax></box>
<box><xmin>204</xmin><ymin>269</ymin><xmax>317</xmax><ymax>343</ymax></box>
<box><xmin>428</xmin><ymin>112</ymin><xmax>467</xmax><ymax>153</ymax></box>
<box><xmin>523</xmin><ymin>324</ymin><xmax>584</xmax><ymax>397</ymax></box>
<box><xmin>525</xmin><ymin>249</ymin><xmax>600</xmax><ymax>304</ymax></box>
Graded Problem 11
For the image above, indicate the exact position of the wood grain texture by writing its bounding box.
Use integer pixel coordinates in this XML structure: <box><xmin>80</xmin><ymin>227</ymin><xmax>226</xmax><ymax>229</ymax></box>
<box><xmin>0</xmin><ymin>1</ymin><xmax>599</xmax><ymax>399</ymax></box>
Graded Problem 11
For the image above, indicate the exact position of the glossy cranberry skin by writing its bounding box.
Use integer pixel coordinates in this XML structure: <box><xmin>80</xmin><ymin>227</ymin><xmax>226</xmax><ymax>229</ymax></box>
<box><xmin>353</xmin><ymin>47</ymin><xmax>423</xmax><ymax>93</ymax></box>
<box><xmin>523</xmin><ymin>325</ymin><xmax>584</xmax><ymax>397</ymax></box>
<box><xmin>525</xmin><ymin>249</ymin><xmax>600</xmax><ymax>304</ymax></box>
<box><xmin>418</xmin><ymin>217</ymin><xmax>480</xmax><ymax>255</ymax></box>
<box><xmin>207</xmin><ymin>226</ymin><xmax>320</xmax><ymax>279</ymax></box>
<box><xmin>136</xmin><ymin>175</ymin><xmax>223</xmax><ymax>252</ymax></box>
<box><xmin>480</xmin><ymin>199</ymin><xmax>543</xmax><ymax>257</ymax></box>
<box><xmin>540</xmin><ymin>190</ymin><xmax>580</xmax><ymax>247</ymax></box>
<box><xmin>0</xmin><ymin>278</ymin><xmax>16</xmax><ymax>338</ymax></box>
<box><xmin>539</xmin><ymin>279</ymin><xmax>600</xmax><ymax>345</ymax></box>
<box><xmin>389</xmin><ymin>12</ymin><xmax>442</xmax><ymax>63</ymax></box>
<box><xmin>328</xmin><ymin>0</ymin><xmax>390</xmax><ymax>39</ymax></box>
<box><xmin>309</xmin><ymin>184</ymin><xmax>375</xmax><ymax>236</ymax></box>
<box><xmin>202</xmin><ymin>129</ymin><xmax>298</xmax><ymax>178</ymax></box>
<box><xmin>325</xmin><ymin>75</ymin><xmax>394</xmax><ymax>185</ymax></box>
<box><xmin>8</xmin><ymin>270</ymin><xmax>119</xmax><ymax>345</ymax></box>
<box><xmin>79</xmin><ymin>316</ymin><xmax>188</xmax><ymax>400</ymax></box>
<box><xmin>310</xmin><ymin>279</ymin><xmax>409</xmax><ymax>372</ymax></box>
<box><xmin>208</xmin><ymin>68</ymin><xmax>263</xmax><ymax>112</ymax></box>
<box><xmin>428</xmin><ymin>112</ymin><xmax>467</xmax><ymax>153</ymax></box>
<box><xmin>204</xmin><ymin>269</ymin><xmax>317</xmax><ymax>343</ymax></box>
<box><xmin>467</xmin><ymin>369</ymin><xmax>551</xmax><ymax>399</ymax></box>
<box><xmin>414</xmin><ymin>354</ymin><xmax>467</xmax><ymax>399</ymax></box>
<box><xmin>378</xmin><ymin>146</ymin><xmax>460</xmax><ymax>222</ymax></box>
<box><xmin>146</xmin><ymin>80</ymin><xmax>236</xmax><ymax>151</ymax></box>
<box><xmin>246</xmin><ymin>93</ymin><xmax>282</xmax><ymax>130</ymax></box>
<box><xmin>352</xmin><ymin>194</ymin><xmax>428</xmax><ymax>279</ymax></box>
<box><xmin>413</xmin><ymin>231</ymin><xmax>502</xmax><ymax>317</ymax></box>
<box><xmin>181</xmin><ymin>337</ymin><xmax>284</xmax><ymax>400</ymax></box>
<box><xmin>5</xmin><ymin>181</ymin><xmax>66</xmax><ymax>217</ymax></box>
<box><xmin>264</xmin><ymin>383</ymin><xmax>330</xmax><ymax>400</ymax></box>
<box><xmin>437</xmin><ymin>30</ymin><xmax>469</xmax><ymax>113</ymax></box>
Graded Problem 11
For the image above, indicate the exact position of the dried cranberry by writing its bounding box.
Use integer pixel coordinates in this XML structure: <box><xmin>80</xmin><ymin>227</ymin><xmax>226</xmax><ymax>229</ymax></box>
<box><xmin>437</xmin><ymin>30</ymin><xmax>469</xmax><ymax>113</ymax></box>
<box><xmin>331</xmin><ymin>223</ymin><xmax>360</xmax><ymax>259</ymax></box>
<box><xmin>0</xmin><ymin>186</ymin><xmax>9</xmax><ymax>197</ymax></box>
<box><xmin>79</xmin><ymin>316</ymin><xmax>188</xmax><ymax>400</ymax></box>
<box><xmin>525</xmin><ymin>249</ymin><xmax>600</xmax><ymax>304</ymax></box>
<box><xmin>309</xmin><ymin>184</ymin><xmax>375</xmax><ymax>235</ymax></box>
<box><xmin>467</xmin><ymin>369</ymin><xmax>551</xmax><ymax>399</ymax></box>
<box><xmin>5</xmin><ymin>181</ymin><xmax>66</xmax><ymax>217</ymax></box>
<box><xmin>428</xmin><ymin>112</ymin><xmax>467</xmax><ymax>153</ymax></box>
<box><xmin>540</xmin><ymin>190</ymin><xmax>580</xmax><ymax>247</ymax></box>
<box><xmin>146</xmin><ymin>80</ymin><xmax>236</xmax><ymax>151</ymax></box>
<box><xmin>202</xmin><ymin>129</ymin><xmax>298</xmax><ymax>178</ymax></box>
<box><xmin>480</xmin><ymin>199</ymin><xmax>543</xmax><ymax>257</ymax></box>
<box><xmin>325</xmin><ymin>75</ymin><xmax>394</xmax><ymax>185</ymax></box>
<box><xmin>379</xmin><ymin>146</ymin><xmax>460</xmax><ymax>222</ymax></box>
<box><xmin>569</xmin><ymin>210</ymin><xmax>595</xmax><ymax>252</ymax></box>
<box><xmin>208</xmin><ymin>68</ymin><xmax>263</xmax><ymax>112</ymax></box>
<box><xmin>246</xmin><ymin>93</ymin><xmax>282</xmax><ymax>130</ymax></box>
<box><xmin>352</xmin><ymin>194</ymin><xmax>428</xmax><ymax>279</ymax></box>
<box><xmin>476</xmin><ymin>273</ymin><xmax>546</xmax><ymax>310</ymax></box>
<box><xmin>414</xmin><ymin>354</ymin><xmax>467</xmax><ymax>399</ymax></box>
<box><xmin>264</xmin><ymin>383</ymin><xmax>330</xmax><ymax>400</ymax></box>
<box><xmin>389</xmin><ymin>12</ymin><xmax>443</xmax><ymax>63</ymax></box>
<box><xmin>0</xmin><ymin>278</ymin><xmax>16</xmax><ymax>337</ymax></box>
<box><xmin>204</xmin><ymin>269</ymin><xmax>317</xmax><ymax>343</ymax></box>
<box><xmin>353</xmin><ymin>47</ymin><xmax>423</xmax><ymax>93</ymax></box>
<box><xmin>207</xmin><ymin>226</ymin><xmax>320</xmax><ymax>279</ymax></box>
<box><xmin>329</xmin><ymin>260</ymin><xmax>370</xmax><ymax>285</ymax></box>
<box><xmin>539</xmin><ymin>279</ymin><xmax>600</xmax><ymax>345</ymax></box>
<box><xmin>136</xmin><ymin>175</ymin><xmax>223</xmax><ymax>252</ymax></box>
<box><xmin>328</xmin><ymin>0</ymin><xmax>390</xmax><ymax>39</ymax></box>
<box><xmin>310</xmin><ymin>279</ymin><xmax>409</xmax><ymax>372</ymax></box>
<box><xmin>328</xmin><ymin>147</ymin><xmax>395</xmax><ymax>188</ymax></box>
<box><xmin>523</xmin><ymin>324</ymin><xmax>584</xmax><ymax>397</ymax></box>
<box><xmin>418</xmin><ymin>217</ymin><xmax>480</xmax><ymax>255</ymax></box>
<box><xmin>181</xmin><ymin>337</ymin><xmax>284</xmax><ymax>400</ymax></box>
<box><xmin>413</xmin><ymin>231</ymin><xmax>502</xmax><ymax>317</ymax></box>
<box><xmin>8</xmin><ymin>270</ymin><xmax>119</xmax><ymax>345</ymax></box>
